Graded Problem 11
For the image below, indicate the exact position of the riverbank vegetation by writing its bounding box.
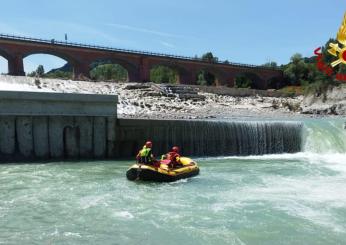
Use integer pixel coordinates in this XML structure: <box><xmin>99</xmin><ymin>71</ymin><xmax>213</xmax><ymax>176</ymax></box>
<box><xmin>280</xmin><ymin>39</ymin><xmax>345</xmax><ymax>97</ymax></box>
<box><xmin>90</xmin><ymin>64</ymin><xmax>128</xmax><ymax>81</ymax></box>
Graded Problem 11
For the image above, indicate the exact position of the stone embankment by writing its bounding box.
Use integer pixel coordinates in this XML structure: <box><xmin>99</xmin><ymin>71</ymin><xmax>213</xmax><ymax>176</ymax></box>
<box><xmin>301</xmin><ymin>85</ymin><xmax>346</xmax><ymax>115</ymax></box>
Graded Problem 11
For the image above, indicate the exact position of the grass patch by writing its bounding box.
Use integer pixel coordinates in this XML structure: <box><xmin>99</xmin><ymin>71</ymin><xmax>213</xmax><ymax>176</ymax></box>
<box><xmin>278</xmin><ymin>86</ymin><xmax>304</xmax><ymax>96</ymax></box>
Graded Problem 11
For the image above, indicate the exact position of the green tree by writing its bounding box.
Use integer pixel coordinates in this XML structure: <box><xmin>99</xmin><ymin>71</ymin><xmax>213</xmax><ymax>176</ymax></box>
<box><xmin>196</xmin><ymin>70</ymin><xmax>216</xmax><ymax>86</ymax></box>
<box><xmin>36</xmin><ymin>65</ymin><xmax>45</xmax><ymax>77</ymax></box>
<box><xmin>27</xmin><ymin>71</ymin><xmax>36</xmax><ymax>77</ymax></box>
<box><xmin>303</xmin><ymin>72</ymin><xmax>334</xmax><ymax>99</ymax></box>
<box><xmin>90</xmin><ymin>64</ymin><xmax>128</xmax><ymax>81</ymax></box>
<box><xmin>263</xmin><ymin>61</ymin><xmax>278</xmax><ymax>68</ymax></box>
<box><xmin>196</xmin><ymin>72</ymin><xmax>207</xmax><ymax>86</ymax></box>
<box><xmin>281</xmin><ymin>39</ymin><xmax>342</xmax><ymax>96</ymax></box>
<box><xmin>306</xmin><ymin>63</ymin><xmax>319</xmax><ymax>82</ymax></box>
<box><xmin>235</xmin><ymin>75</ymin><xmax>253</xmax><ymax>88</ymax></box>
<box><xmin>283</xmin><ymin>53</ymin><xmax>309</xmax><ymax>85</ymax></box>
<box><xmin>150</xmin><ymin>66</ymin><xmax>178</xmax><ymax>84</ymax></box>
<box><xmin>202</xmin><ymin>52</ymin><xmax>218</xmax><ymax>63</ymax></box>
<box><xmin>45</xmin><ymin>71</ymin><xmax>73</xmax><ymax>79</ymax></box>
<box><xmin>321</xmin><ymin>38</ymin><xmax>337</xmax><ymax>64</ymax></box>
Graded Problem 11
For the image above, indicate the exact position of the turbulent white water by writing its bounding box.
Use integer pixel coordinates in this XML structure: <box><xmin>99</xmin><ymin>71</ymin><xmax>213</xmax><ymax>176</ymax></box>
<box><xmin>303</xmin><ymin>119</ymin><xmax>346</xmax><ymax>154</ymax></box>
<box><xmin>0</xmin><ymin>118</ymin><xmax>346</xmax><ymax>245</ymax></box>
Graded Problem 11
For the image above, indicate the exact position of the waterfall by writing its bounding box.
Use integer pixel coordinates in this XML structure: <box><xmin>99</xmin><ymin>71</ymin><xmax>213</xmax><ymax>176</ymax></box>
<box><xmin>118</xmin><ymin>119</ymin><xmax>303</xmax><ymax>157</ymax></box>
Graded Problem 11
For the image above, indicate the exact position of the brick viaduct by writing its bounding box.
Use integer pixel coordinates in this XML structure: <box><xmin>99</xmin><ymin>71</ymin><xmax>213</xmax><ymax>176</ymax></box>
<box><xmin>0</xmin><ymin>34</ymin><xmax>283</xmax><ymax>89</ymax></box>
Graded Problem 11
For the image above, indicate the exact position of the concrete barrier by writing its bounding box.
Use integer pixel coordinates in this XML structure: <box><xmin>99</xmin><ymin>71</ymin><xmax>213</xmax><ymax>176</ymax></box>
<box><xmin>0</xmin><ymin>91</ymin><xmax>117</xmax><ymax>162</ymax></box>
<box><xmin>0</xmin><ymin>91</ymin><xmax>117</xmax><ymax>116</ymax></box>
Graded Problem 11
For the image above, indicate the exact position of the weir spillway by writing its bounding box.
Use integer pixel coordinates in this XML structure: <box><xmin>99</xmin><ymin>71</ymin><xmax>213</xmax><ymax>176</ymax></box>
<box><xmin>0</xmin><ymin>91</ymin><xmax>303</xmax><ymax>162</ymax></box>
<box><xmin>117</xmin><ymin>119</ymin><xmax>303</xmax><ymax>158</ymax></box>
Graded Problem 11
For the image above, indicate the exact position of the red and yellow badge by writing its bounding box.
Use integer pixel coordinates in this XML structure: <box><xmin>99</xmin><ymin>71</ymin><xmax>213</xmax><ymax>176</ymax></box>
<box><xmin>328</xmin><ymin>12</ymin><xmax>346</xmax><ymax>67</ymax></box>
<box><xmin>314</xmin><ymin>12</ymin><xmax>346</xmax><ymax>82</ymax></box>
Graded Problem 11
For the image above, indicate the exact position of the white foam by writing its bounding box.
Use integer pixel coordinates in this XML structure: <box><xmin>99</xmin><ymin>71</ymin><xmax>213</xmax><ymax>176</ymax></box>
<box><xmin>113</xmin><ymin>211</ymin><xmax>134</xmax><ymax>219</ymax></box>
<box><xmin>63</xmin><ymin>232</ymin><xmax>82</xmax><ymax>237</ymax></box>
<box><xmin>79</xmin><ymin>194</ymin><xmax>111</xmax><ymax>209</ymax></box>
<box><xmin>203</xmin><ymin>152</ymin><xmax>346</xmax><ymax>163</ymax></box>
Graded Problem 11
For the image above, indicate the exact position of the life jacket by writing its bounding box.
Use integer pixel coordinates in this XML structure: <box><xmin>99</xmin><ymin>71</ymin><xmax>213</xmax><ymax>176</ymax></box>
<box><xmin>139</xmin><ymin>147</ymin><xmax>151</xmax><ymax>157</ymax></box>
<box><xmin>167</xmin><ymin>152</ymin><xmax>180</xmax><ymax>163</ymax></box>
<box><xmin>137</xmin><ymin>146</ymin><xmax>153</xmax><ymax>164</ymax></box>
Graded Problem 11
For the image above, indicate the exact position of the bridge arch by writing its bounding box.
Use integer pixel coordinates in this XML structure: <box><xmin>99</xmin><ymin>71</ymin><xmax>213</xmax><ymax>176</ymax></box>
<box><xmin>234</xmin><ymin>72</ymin><xmax>266</xmax><ymax>89</ymax></box>
<box><xmin>149</xmin><ymin>62</ymin><xmax>189</xmax><ymax>84</ymax></box>
<box><xmin>22</xmin><ymin>50</ymin><xmax>76</xmax><ymax>63</ymax></box>
<box><xmin>266</xmin><ymin>75</ymin><xmax>284</xmax><ymax>89</ymax></box>
<box><xmin>22</xmin><ymin>50</ymin><xmax>77</xmax><ymax>68</ymax></box>
<box><xmin>23</xmin><ymin>53</ymin><xmax>71</xmax><ymax>77</ymax></box>
<box><xmin>150</xmin><ymin>65</ymin><xmax>178</xmax><ymax>84</ymax></box>
<box><xmin>0</xmin><ymin>47</ymin><xmax>12</xmax><ymax>61</ymax></box>
<box><xmin>195</xmin><ymin>67</ymin><xmax>227</xmax><ymax>86</ymax></box>
<box><xmin>90</xmin><ymin>61</ymin><xmax>129</xmax><ymax>82</ymax></box>
<box><xmin>89</xmin><ymin>57</ymin><xmax>139</xmax><ymax>82</ymax></box>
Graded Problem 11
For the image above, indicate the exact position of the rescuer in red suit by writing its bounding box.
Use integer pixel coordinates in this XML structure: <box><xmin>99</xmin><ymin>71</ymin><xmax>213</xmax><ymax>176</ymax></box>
<box><xmin>166</xmin><ymin>146</ymin><xmax>181</xmax><ymax>168</ymax></box>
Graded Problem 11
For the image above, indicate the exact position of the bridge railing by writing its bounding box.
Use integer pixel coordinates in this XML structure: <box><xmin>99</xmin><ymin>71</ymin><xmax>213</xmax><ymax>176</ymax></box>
<box><xmin>0</xmin><ymin>33</ymin><xmax>280</xmax><ymax>71</ymax></box>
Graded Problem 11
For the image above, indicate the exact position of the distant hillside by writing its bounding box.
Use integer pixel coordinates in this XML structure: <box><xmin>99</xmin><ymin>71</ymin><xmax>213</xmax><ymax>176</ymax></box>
<box><xmin>47</xmin><ymin>63</ymin><xmax>72</xmax><ymax>74</ymax></box>
<box><xmin>47</xmin><ymin>60</ymin><xmax>115</xmax><ymax>74</ymax></box>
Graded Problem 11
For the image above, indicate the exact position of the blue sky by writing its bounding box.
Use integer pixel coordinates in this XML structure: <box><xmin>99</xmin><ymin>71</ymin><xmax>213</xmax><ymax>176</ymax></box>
<box><xmin>0</xmin><ymin>0</ymin><xmax>345</xmax><ymax>73</ymax></box>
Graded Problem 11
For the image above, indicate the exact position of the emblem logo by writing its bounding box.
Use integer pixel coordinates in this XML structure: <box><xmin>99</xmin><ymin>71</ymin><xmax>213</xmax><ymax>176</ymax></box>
<box><xmin>314</xmin><ymin>12</ymin><xmax>346</xmax><ymax>82</ymax></box>
<box><xmin>328</xmin><ymin>13</ymin><xmax>346</xmax><ymax>67</ymax></box>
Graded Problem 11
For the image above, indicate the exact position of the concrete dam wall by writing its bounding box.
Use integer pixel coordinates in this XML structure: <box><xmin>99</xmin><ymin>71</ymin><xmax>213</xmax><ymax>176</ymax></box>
<box><xmin>116</xmin><ymin>119</ymin><xmax>303</xmax><ymax>158</ymax></box>
<box><xmin>0</xmin><ymin>91</ymin><xmax>303</xmax><ymax>162</ymax></box>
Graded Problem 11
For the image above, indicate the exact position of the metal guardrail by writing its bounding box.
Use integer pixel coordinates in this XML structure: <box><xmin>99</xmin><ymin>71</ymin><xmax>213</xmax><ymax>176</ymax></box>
<box><xmin>0</xmin><ymin>33</ymin><xmax>280</xmax><ymax>71</ymax></box>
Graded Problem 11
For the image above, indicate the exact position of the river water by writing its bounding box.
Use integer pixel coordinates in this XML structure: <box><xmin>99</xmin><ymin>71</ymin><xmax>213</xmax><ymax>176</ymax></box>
<box><xmin>1</xmin><ymin>119</ymin><xmax>346</xmax><ymax>245</ymax></box>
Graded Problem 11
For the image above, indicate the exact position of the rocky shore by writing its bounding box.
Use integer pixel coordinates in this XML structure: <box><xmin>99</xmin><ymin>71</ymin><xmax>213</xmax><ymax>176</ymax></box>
<box><xmin>301</xmin><ymin>85</ymin><xmax>346</xmax><ymax>116</ymax></box>
<box><xmin>0</xmin><ymin>75</ymin><xmax>344</xmax><ymax>119</ymax></box>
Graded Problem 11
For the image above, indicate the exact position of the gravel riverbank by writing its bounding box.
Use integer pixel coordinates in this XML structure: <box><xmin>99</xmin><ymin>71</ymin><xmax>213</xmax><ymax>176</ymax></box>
<box><xmin>2</xmin><ymin>75</ymin><xmax>343</xmax><ymax>119</ymax></box>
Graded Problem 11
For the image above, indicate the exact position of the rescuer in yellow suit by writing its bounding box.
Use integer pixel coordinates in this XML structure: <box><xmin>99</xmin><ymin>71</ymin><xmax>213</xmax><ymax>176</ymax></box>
<box><xmin>136</xmin><ymin>141</ymin><xmax>155</xmax><ymax>165</ymax></box>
